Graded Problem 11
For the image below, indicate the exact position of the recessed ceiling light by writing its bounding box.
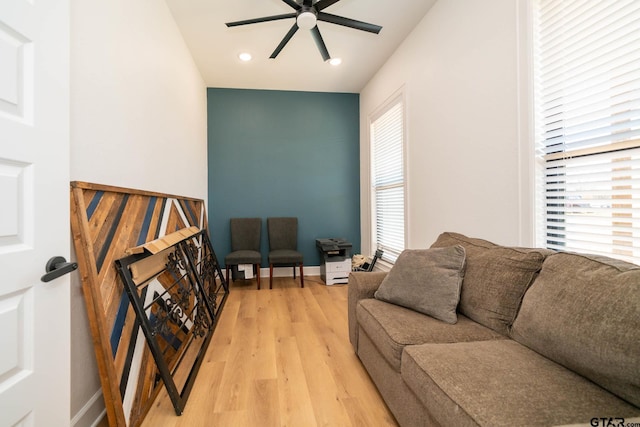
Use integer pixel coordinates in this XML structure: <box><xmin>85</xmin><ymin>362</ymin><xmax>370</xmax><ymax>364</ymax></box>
<box><xmin>328</xmin><ymin>58</ymin><xmax>342</xmax><ymax>66</ymax></box>
<box><xmin>238</xmin><ymin>52</ymin><xmax>252</xmax><ymax>62</ymax></box>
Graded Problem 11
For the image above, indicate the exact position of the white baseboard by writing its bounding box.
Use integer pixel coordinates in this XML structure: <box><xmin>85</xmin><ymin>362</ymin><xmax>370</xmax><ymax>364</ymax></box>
<box><xmin>260</xmin><ymin>265</ymin><xmax>320</xmax><ymax>277</ymax></box>
<box><xmin>71</xmin><ymin>389</ymin><xmax>106</xmax><ymax>427</ymax></box>
<box><xmin>229</xmin><ymin>265</ymin><xmax>321</xmax><ymax>279</ymax></box>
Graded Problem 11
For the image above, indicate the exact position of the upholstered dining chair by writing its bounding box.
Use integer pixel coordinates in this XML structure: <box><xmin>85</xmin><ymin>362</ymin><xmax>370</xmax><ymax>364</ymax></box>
<box><xmin>267</xmin><ymin>217</ymin><xmax>304</xmax><ymax>288</ymax></box>
<box><xmin>224</xmin><ymin>217</ymin><xmax>262</xmax><ymax>289</ymax></box>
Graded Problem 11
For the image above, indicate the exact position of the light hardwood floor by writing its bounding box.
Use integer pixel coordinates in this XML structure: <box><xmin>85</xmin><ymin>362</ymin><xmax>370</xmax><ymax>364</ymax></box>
<box><xmin>134</xmin><ymin>275</ymin><xmax>398</xmax><ymax>427</ymax></box>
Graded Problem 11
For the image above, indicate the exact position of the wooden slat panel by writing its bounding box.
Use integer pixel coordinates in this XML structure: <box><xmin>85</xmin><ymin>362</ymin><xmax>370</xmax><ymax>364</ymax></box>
<box><xmin>102</xmin><ymin>197</ymin><xmax>148</xmax><ymax>326</ymax></box>
<box><xmin>71</xmin><ymin>186</ymin><xmax>127</xmax><ymax>427</ymax></box>
<box><xmin>90</xmin><ymin>192</ymin><xmax>122</xmax><ymax>269</ymax></box>
<box><xmin>70</xmin><ymin>181</ymin><xmax>206</xmax><ymax>427</ymax></box>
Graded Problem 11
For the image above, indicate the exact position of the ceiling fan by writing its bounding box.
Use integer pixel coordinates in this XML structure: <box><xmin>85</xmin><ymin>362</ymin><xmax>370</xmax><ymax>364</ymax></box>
<box><xmin>225</xmin><ymin>0</ymin><xmax>382</xmax><ymax>61</ymax></box>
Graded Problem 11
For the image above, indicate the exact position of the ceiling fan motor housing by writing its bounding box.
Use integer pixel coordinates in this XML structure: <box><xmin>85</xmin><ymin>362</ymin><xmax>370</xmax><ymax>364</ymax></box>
<box><xmin>297</xmin><ymin>6</ymin><xmax>318</xmax><ymax>30</ymax></box>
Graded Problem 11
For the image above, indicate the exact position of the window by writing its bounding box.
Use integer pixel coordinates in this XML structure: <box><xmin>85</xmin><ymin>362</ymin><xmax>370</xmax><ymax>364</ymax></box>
<box><xmin>370</xmin><ymin>95</ymin><xmax>405</xmax><ymax>263</ymax></box>
<box><xmin>534</xmin><ymin>0</ymin><xmax>640</xmax><ymax>264</ymax></box>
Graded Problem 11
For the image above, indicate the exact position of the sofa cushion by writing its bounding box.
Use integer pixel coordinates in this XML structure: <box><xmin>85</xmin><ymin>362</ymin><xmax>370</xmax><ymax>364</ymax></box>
<box><xmin>356</xmin><ymin>298</ymin><xmax>505</xmax><ymax>372</ymax></box>
<box><xmin>402</xmin><ymin>340</ymin><xmax>640</xmax><ymax>427</ymax></box>
<box><xmin>374</xmin><ymin>246</ymin><xmax>466</xmax><ymax>324</ymax></box>
<box><xmin>430</xmin><ymin>232</ymin><xmax>550</xmax><ymax>335</ymax></box>
<box><xmin>511</xmin><ymin>252</ymin><xmax>640</xmax><ymax>408</ymax></box>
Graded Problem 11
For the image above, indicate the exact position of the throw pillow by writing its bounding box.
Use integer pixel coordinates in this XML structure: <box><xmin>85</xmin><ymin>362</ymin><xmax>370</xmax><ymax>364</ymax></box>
<box><xmin>430</xmin><ymin>232</ymin><xmax>551</xmax><ymax>335</ymax></box>
<box><xmin>374</xmin><ymin>245</ymin><xmax>466</xmax><ymax>324</ymax></box>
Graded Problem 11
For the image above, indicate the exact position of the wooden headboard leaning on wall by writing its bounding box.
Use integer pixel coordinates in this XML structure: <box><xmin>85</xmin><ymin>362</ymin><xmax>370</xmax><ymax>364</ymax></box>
<box><xmin>70</xmin><ymin>182</ymin><xmax>208</xmax><ymax>427</ymax></box>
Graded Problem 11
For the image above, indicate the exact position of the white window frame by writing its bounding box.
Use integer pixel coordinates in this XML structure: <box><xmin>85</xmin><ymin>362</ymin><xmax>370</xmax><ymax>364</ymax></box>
<box><xmin>369</xmin><ymin>91</ymin><xmax>407</xmax><ymax>264</ymax></box>
<box><xmin>532</xmin><ymin>0</ymin><xmax>640</xmax><ymax>264</ymax></box>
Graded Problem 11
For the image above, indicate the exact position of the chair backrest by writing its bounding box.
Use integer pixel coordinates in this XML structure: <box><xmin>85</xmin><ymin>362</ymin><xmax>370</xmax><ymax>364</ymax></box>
<box><xmin>267</xmin><ymin>217</ymin><xmax>298</xmax><ymax>251</ymax></box>
<box><xmin>230</xmin><ymin>218</ymin><xmax>261</xmax><ymax>252</ymax></box>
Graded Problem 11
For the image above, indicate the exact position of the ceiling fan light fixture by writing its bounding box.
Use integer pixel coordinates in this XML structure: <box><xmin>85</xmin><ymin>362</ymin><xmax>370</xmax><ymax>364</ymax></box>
<box><xmin>297</xmin><ymin>11</ymin><xmax>317</xmax><ymax>30</ymax></box>
<box><xmin>225</xmin><ymin>0</ymin><xmax>382</xmax><ymax>61</ymax></box>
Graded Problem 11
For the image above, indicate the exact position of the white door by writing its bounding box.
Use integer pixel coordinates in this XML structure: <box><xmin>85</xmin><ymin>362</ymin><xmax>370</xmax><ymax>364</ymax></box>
<box><xmin>0</xmin><ymin>0</ymin><xmax>70</xmax><ymax>426</ymax></box>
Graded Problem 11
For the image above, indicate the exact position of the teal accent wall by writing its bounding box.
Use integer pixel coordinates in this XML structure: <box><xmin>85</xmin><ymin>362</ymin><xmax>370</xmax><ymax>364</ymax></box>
<box><xmin>207</xmin><ymin>88</ymin><xmax>360</xmax><ymax>267</ymax></box>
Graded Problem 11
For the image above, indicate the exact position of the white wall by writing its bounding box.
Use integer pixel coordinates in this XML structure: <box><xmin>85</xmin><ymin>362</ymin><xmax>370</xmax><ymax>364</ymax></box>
<box><xmin>70</xmin><ymin>1</ymin><xmax>207</xmax><ymax>197</ymax></box>
<box><xmin>69</xmin><ymin>1</ymin><xmax>207</xmax><ymax>424</ymax></box>
<box><xmin>360</xmin><ymin>0</ymin><xmax>533</xmax><ymax>253</ymax></box>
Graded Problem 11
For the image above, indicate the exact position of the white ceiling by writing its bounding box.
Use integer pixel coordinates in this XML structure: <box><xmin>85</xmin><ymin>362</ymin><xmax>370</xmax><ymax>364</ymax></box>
<box><xmin>165</xmin><ymin>0</ymin><xmax>437</xmax><ymax>93</ymax></box>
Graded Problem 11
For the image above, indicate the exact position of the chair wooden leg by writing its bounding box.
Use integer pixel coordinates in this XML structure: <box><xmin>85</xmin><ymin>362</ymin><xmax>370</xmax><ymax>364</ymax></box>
<box><xmin>226</xmin><ymin>265</ymin><xmax>230</xmax><ymax>284</ymax></box>
<box><xmin>299</xmin><ymin>264</ymin><xmax>304</xmax><ymax>288</ymax></box>
<box><xmin>269</xmin><ymin>264</ymin><xmax>273</xmax><ymax>289</ymax></box>
<box><xmin>293</xmin><ymin>266</ymin><xmax>296</xmax><ymax>279</ymax></box>
<box><xmin>255</xmin><ymin>264</ymin><xmax>260</xmax><ymax>290</ymax></box>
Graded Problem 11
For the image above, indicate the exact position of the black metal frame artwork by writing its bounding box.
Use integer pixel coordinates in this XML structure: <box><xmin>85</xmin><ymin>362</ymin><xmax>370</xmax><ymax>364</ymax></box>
<box><xmin>115</xmin><ymin>229</ymin><xmax>228</xmax><ymax>415</ymax></box>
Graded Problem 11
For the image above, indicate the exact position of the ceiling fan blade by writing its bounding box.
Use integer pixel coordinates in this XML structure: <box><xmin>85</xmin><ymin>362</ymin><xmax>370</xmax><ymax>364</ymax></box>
<box><xmin>270</xmin><ymin>23</ymin><xmax>299</xmax><ymax>58</ymax></box>
<box><xmin>226</xmin><ymin>13</ymin><xmax>296</xmax><ymax>27</ymax></box>
<box><xmin>311</xmin><ymin>27</ymin><xmax>330</xmax><ymax>62</ymax></box>
<box><xmin>282</xmin><ymin>0</ymin><xmax>302</xmax><ymax>10</ymax></box>
<box><xmin>317</xmin><ymin>12</ymin><xmax>382</xmax><ymax>34</ymax></box>
<box><xmin>314</xmin><ymin>0</ymin><xmax>341</xmax><ymax>11</ymax></box>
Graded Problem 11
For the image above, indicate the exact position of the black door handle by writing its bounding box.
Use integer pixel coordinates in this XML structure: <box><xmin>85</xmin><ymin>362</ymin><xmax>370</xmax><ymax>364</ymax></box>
<box><xmin>41</xmin><ymin>256</ymin><xmax>78</xmax><ymax>282</ymax></box>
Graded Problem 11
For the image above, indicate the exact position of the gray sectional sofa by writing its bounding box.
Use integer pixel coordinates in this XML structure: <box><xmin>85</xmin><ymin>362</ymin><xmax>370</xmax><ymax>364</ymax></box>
<box><xmin>348</xmin><ymin>232</ymin><xmax>640</xmax><ymax>427</ymax></box>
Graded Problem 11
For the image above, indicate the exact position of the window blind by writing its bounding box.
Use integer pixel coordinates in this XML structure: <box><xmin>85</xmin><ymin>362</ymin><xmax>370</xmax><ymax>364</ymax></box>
<box><xmin>535</xmin><ymin>0</ymin><xmax>640</xmax><ymax>263</ymax></box>
<box><xmin>371</xmin><ymin>99</ymin><xmax>405</xmax><ymax>263</ymax></box>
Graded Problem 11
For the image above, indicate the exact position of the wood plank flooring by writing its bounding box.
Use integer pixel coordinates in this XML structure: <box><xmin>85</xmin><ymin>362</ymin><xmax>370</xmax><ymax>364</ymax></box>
<box><xmin>138</xmin><ymin>276</ymin><xmax>399</xmax><ymax>427</ymax></box>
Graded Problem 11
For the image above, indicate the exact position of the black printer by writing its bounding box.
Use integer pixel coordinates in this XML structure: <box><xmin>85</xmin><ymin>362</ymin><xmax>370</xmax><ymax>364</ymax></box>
<box><xmin>315</xmin><ymin>238</ymin><xmax>352</xmax><ymax>285</ymax></box>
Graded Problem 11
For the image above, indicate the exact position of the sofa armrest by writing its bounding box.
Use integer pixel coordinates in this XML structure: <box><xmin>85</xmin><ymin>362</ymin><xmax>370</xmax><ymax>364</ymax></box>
<box><xmin>348</xmin><ymin>271</ymin><xmax>388</xmax><ymax>351</ymax></box>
